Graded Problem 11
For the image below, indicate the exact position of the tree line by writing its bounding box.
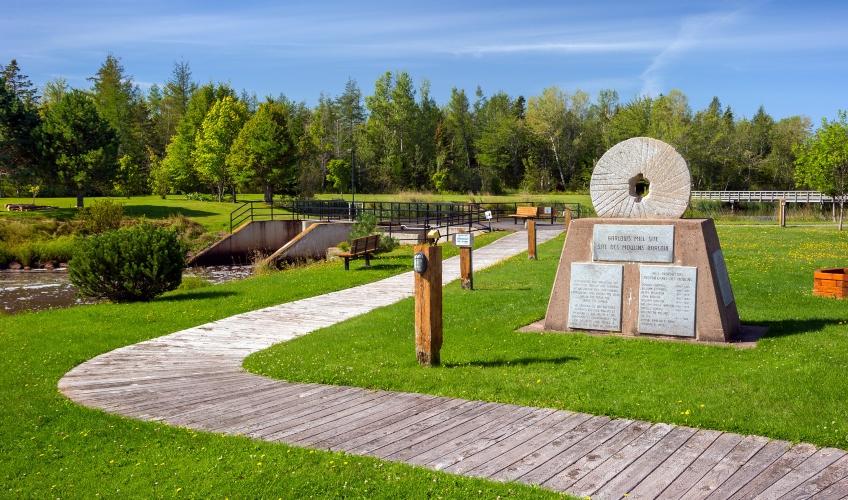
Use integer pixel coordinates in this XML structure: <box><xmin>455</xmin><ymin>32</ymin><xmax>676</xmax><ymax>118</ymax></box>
<box><xmin>0</xmin><ymin>55</ymin><xmax>836</xmax><ymax>207</ymax></box>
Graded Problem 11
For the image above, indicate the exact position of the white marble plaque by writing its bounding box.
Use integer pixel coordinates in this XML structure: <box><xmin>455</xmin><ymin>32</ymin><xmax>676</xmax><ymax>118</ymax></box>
<box><xmin>568</xmin><ymin>263</ymin><xmax>623</xmax><ymax>331</ymax></box>
<box><xmin>593</xmin><ymin>225</ymin><xmax>674</xmax><ymax>262</ymax></box>
<box><xmin>638</xmin><ymin>265</ymin><xmax>697</xmax><ymax>337</ymax></box>
<box><xmin>712</xmin><ymin>249</ymin><xmax>734</xmax><ymax>307</ymax></box>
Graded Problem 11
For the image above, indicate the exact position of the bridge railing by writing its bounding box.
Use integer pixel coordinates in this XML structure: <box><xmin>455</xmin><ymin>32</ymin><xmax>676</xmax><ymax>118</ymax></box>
<box><xmin>691</xmin><ymin>191</ymin><xmax>845</xmax><ymax>203</ymax></box>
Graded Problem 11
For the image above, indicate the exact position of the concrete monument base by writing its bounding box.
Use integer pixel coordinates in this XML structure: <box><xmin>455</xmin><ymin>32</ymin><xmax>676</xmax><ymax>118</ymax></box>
<box><xmin>544</xmin><ymin>218</ymin><xmax>742</xmax><ymax>343</ymax></box>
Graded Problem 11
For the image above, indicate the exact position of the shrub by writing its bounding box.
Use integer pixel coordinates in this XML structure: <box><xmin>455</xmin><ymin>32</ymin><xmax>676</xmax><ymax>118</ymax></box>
<box><xmin>76</xmin><ymin>199</ymin><xmax>125</xmax><ymax>234</ymax></box>
<box><xmin>176</xmin><ymin>276</ymin><xmax>212</xmax><ymax>291</ymax></box>
<box><xmin>349</xmin><ymin>211</ymin><xmax>399</xmax><ymax>253</ymax></box>
<box><xmin>69</xmin><ymin>223</ymin><xmax>186</xmax><ymax>302</ymax></box>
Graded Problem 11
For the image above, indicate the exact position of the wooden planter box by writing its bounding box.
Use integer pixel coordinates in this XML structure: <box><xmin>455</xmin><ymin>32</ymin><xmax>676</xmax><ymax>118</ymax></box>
<box><xmin>814</xmin><ymin>268</ymin><xmax>848</xmax><ymax>298</ymax></box>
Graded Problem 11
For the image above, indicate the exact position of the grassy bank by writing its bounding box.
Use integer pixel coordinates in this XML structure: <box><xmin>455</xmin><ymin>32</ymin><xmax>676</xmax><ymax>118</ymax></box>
<box><xmin>1</xmin><ymin>232</ymin><xmax>571</xmax><ymax>498</ymax></box>
<box><xmin>246</xmin><ymin>225</ymin><xmax>848</xmax><ymax>450</ymax></box>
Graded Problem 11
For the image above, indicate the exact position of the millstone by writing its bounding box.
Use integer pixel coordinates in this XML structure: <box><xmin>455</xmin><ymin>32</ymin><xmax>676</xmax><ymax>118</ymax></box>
<box><xmin>590</xmin><ymin>137</ymin><xmax>691</xmax><ymax>219</ymax></box>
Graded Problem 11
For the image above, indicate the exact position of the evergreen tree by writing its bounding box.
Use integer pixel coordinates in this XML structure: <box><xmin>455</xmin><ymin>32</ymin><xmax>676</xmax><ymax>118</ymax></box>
<box><xmin>88</xmin><ymin>54</ymin><xmax>150</xmax><ymax>195</ymax></box>
<box><xmin>41</xmin><ymin>89</ymin><xmax>118</xmax><ymax>207</ymax></box>
<box><xmin>0</xmin><ymin>76</ymin><xmax>42</xmax><ymax>197</ymax></box>
<box><xmin>0</xmin><ymin>60</ymin><xmax>39</xmax><ymax>107</ymax></box>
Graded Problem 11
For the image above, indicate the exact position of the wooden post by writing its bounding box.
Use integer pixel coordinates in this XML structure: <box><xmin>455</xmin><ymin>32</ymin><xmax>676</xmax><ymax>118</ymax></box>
<box><xmin>564</xmin><ymin>208</ymin><xmax>572</xmax><ymax>232</ymax></box>
<box><xmin>527</xmin><ymin>220</ymin><xmax>537</xmax><ymax>260</ymax></box>
<box><xmin>414</xmin><ymin>245</ymin><xmax>442</xmax><ymax>366</ymax></box>
<box><xmin>460</xmin><ymin>247</ymin><xmax>473</xmax><ymax>290</ymax></box>
<box><xmin>779</xmin><ymin>199</ymin><xmax>787</xmax><ymax>227</ymax></box>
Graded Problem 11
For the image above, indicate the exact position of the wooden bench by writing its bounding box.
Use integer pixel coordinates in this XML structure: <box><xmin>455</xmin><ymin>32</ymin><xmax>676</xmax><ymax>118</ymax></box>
<box><xmin>338</xmin><ymin>234</ymin><xmax>380</xmax><ymax>270</ymax></box>
<box><xmin>507</xmin><ymin>206</ymin><xmax>541</xmax><ymax>224</ymax></box>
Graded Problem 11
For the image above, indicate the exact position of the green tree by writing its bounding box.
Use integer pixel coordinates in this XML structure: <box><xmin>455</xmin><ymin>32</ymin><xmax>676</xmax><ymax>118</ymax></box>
<box><xmin>0</xmin><ymin>59</ymin><xmax>39</xmax><ymax>107</ymax></box>
<box><xmin>161</xmin><ymin>83</ymin><xmax>234</xmax><ymax>193</ymax></box>
<box><xmin>475</xmin><ymin>91</ymin><xmax>526</xmax><ymax>192</ymax></box>
<box><xmin>192</xmin><ymin>96</ymin><xmax>248</xmax><ymax>201</ymax></box>
<box><xmin>0</xmin><ymin>76</ymin><xmax>42</xmax><ymax>197</ymax></box>
<box><xmin>228</xmin><ymin>101</ymin><xmax>296</xmax><ymax>202</ymax></box>
<box><xmin>41</xmin><ymin>89</ymin><xmax>118</xmax><ymax>207</ymax></box>
<box><xmin>40</xmin><ymin>77</ymin><xmax>68</xmax><ymax>108</ymax></box>
<box><xmin>795</xmin><ymin>111</ymin><xmax>848</xmax><ymax>230</ymax></box>
<box><xmin>88</xmin><ymin>54</ymin><xmax>150</xmax><ymax>195</ymax></box>
<box><xmin>325</xmin><ymin>158</ymin><xmax>351</xmax><ymax>195</ymax></box>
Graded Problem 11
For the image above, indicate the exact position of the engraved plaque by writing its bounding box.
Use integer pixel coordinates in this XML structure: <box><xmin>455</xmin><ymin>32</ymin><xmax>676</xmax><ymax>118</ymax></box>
<box><xmin>593</xmin><ymin>225</ymin><xmax>674</xmax><ymax>263</ymax></box>
<box><xmin>638</xmin><ymin>265</ymin><xmax>697</xmax><ymax>337</ymax></box>
<box><xmin>712</xmin><ymin>249</ymin><xmax>734</xmax><ymax>307</ymax></box>
<box><xmin>568</xmin><ymin>263</ymin><xmax>623</xmax><ymax>331</ymax></box>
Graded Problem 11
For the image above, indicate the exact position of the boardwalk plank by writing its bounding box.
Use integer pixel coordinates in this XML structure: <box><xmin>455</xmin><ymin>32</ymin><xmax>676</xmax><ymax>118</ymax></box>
<box><xmin>779</xmin><ymin>453</ymin><xmax>848</xmax><ymax>500</ymax></box>
<box><xmin>627</xmin><ymin>429</ymin><xmax>722</xmax><ymax>500</ymax></box>
<box><xmin>484</xmin><ymin>414</ymin><xmax>608</xmax><ymax>482</ymax></box>
<box><xmin>526</xmin><ymin>418</ymin><xmax>641</xmax><ymax>487</ymax></box>
<box><xmin>659</xmin><ymin>433</ymin><xmax>744</xmax><ymax>500</ymax></box>
<box><xmin>727</xmin><ymin>443</ymin><xmax>817</xmax><ymax>499</ymax></box>
<box><xmin>567</xmin><ymin>423</ymin><xmax>674</xmax><ymax>498</ymax></box>
<box><xmin>807</xmin><ymin>475</ymin><xmax>848</xmax><ymax>499</ymax></box>
<box><xmin>698</xmin><ymin>439</ymin><xmax>791</xmax><ymax>500</ymax></box>
<box><xmin>403</xmin><ymin>406</ymin><xmax>537</xmax><ymax>466</ymax></box>
<box><xmin>313</xmin><ymin>395</ymin><xmax>448</xmax><ymax>450</ymax></box>
<box><xmin>594</xmin><ymin>425</ymin><xmax>699</xmax><ymax>499</ymax></box>
<box><xmin>440</xmin><ymin>410</ymin><xmax>572</xmax><ymax>474</ymax></box>
<box><xmin>426</xmin><ymin>408</ymin><xmax>559</xmax><ymax>472</ymax></box>
<box><xmin>679</xmin><ymin>435</ymin><xmax>769</xmax><ymax>500</ymax></box>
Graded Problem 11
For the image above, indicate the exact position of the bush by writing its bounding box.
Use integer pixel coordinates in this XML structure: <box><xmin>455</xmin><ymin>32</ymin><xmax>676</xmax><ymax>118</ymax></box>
<box><xmin>76</xmin><ymin>199</ymin><xmax>124</xmax><ymax>234</ymax></box>
<box><xmin>349</xmin><ymin>211</ymin><xmax>399</xmax><ymax>253</ymax></box>
<box><xmin>69</xmin><ymin>223</ymin><xmax>186</xmax><ymax>302</ymax></box>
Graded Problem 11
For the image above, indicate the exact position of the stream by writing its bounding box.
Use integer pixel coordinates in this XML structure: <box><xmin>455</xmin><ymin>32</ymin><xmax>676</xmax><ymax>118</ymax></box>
<box><xmin>0</xmin><ymin>265</ymin><xmax>253</xmax><ymax>316</ymax></box>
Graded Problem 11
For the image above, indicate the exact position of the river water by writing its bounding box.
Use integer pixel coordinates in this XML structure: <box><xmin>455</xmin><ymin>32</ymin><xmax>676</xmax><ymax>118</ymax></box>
<box><xmin>0</xmin><ymin>265</ymin><xmax>253</xmax><ymax>316</ymax></box>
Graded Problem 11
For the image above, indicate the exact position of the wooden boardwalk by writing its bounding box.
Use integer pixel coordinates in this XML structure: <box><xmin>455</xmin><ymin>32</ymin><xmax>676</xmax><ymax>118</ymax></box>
<box><xmin>59</xmin><ymin>229</ymin><xmax>848</xmax><ymax>499</ymax></box>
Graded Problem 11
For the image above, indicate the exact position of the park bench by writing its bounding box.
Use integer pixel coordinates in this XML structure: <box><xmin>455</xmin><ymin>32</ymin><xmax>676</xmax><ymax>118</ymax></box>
<box><xmin>507</xmin><ymin>206</ymin><xmax>553</xmax><ymax>224</ymax></box>
<box><xmin>338</xmin><ymin>234</ymin><xmax>380</xmax><ymax>270</ymax></box>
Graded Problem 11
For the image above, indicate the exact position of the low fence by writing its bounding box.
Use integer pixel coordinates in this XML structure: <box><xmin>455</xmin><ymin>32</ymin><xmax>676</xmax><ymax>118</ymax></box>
<box><xmin>229</xmin><ymin>199</ymin><xmax>585</xmax><ymax>234</ymax></box>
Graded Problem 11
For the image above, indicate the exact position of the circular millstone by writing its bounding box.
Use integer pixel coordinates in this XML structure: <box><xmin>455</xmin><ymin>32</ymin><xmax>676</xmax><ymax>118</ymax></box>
<box><xmin>590</xmin><ymin>137</ymin><xmax>691</xmax><ymax>219</ymax></box>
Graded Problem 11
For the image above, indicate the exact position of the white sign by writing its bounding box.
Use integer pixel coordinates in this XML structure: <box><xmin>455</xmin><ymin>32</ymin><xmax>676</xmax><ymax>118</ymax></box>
<box><xmin>453</xmin><ymin>233</ymin><xmax>473</xmax><ymax>247</ymax></box>
<box><xmin>542</xmin><ymin>207</ymin><xmax>552</xmax><ymax>215</ymax></box>
<box><xmin>638</xmin><ymin>265</ymin><xmax>697</xmax><ymax>337</ymax></box>
<box><xmin>593</xmin><ymin>225</ymin><xmax>674</xmax><ymax>263</ymax></box>
<box><xmin>568</xmin><ymin>263</ymin><xmax>623</xmax><ymax>331</ymax></box>
<box><xmin>484</xmin><ymin>211</ymin><xmax>493</xmax><ymax>220</ymax></box>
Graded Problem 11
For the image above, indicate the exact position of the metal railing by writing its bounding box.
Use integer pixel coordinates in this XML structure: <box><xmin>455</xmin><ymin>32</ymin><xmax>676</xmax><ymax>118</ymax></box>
<box><xmin>229</xmin><ymin>199</ymin><xmax>584</xmax><ymax>236</ymax></box>
<box><xmin>691</xmin><ymin>191</ymin><xmax>845</xmax><ymax>203</ymax></box>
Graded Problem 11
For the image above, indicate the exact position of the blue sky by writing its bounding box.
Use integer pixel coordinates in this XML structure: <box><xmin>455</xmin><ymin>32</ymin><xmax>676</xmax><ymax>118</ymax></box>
<box><xmin>2</xmin><ymin>0</ymin><xmax>846</xmax><ymax>122</ymax></box>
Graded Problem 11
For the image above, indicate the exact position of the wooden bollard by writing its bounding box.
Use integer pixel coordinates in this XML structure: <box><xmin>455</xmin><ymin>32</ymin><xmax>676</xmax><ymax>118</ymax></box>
<box><xmin>779</xmin><ymin>198</ymin><xmax>787</xmax><ymax>227</ymax></box>
<box><xmin>564</xmin><ymin>208</ymin><xmax>572</xmax><ymax>232</ymax></box>
<box><xmin>414</xmin><ymin>245</ymin><xmax>442</xmax><ymax>366</ymax></box>
<box><xmin>527</xmin><ymin>220</ymin><xmax>537</xmax><ymax>260</ymax></box>
<box><xmin>460</xmin><ymin>246</ymin><xmax>473</xmax><ymax>290</ymax></box>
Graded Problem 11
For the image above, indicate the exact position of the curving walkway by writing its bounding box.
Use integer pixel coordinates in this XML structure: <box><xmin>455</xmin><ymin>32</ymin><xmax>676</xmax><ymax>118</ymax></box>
<box><xmin>60</xmin><ymin>229</ymin><xmax>848</xmax><ymax>499</ymax></box>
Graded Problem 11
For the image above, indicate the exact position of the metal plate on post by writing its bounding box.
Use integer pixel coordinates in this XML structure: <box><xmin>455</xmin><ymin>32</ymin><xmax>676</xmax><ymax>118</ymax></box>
<box><xmin>593</xmin><ymin>225</ymin><xmax>674</xmax><ymax>262</ymax></box>
<box><xmin>638</xmin><ymin>265</ymin><xmax>697</xmax><ymax>337</ymax></box>
<box><xmin>568</xmin><ymin>263</ymin><xmax>623</xmax><ymax>331</ymax></box>
<box><xmin>453</xmin><ymin>233</ymin><xmax>473</xmax><ymax>247</ymax></box>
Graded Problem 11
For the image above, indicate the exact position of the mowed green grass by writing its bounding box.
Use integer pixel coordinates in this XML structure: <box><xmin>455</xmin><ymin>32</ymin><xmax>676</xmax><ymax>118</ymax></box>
<box><xmin>1</xmin><ymin>232</ymin><xmax>571</xmax><ymax>499</ymax></box>
<box><xmin>0</xmin><ymin>195</ymin><xmax>265</xmax><ymax>233</ymax></box>
<box><xmin>246</xmin><ymin>225</ymin><xmax>848</xmax><ymax>450</ymax></box>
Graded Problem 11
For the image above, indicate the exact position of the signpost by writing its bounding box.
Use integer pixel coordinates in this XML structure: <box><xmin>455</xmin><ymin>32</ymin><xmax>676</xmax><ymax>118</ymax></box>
<box><xmin>454</xmin><ymin>232</ymin><xmax>473</xmax><ymax>290</ymax></box>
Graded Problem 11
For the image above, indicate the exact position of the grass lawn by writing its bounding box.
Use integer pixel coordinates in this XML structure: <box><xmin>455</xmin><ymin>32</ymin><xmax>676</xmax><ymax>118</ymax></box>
<box><xmin>1</xmin><ymin>231</ymin><xmax>569</xmax><ymax>498</ymax></box>
<box><xmin>1</xmin><ymin>195</ymin><xmax>265</xmax><ymax>233</ymax></box>
<box><xmin>246</xmin><ymin>225</ymin><xmax>848</xmax><ymax>451</ymax></box>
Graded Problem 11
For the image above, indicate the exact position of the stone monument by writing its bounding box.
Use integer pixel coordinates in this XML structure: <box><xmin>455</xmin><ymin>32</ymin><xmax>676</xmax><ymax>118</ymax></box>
<box><xmin>544</xmin><ymin>137</ymin><xmax>742</xmax><ymax>342</ymax></box>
